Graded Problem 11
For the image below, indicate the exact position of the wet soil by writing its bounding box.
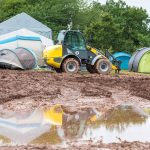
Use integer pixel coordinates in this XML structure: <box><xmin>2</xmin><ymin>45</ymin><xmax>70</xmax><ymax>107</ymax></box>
<box><xmin>1</xmin><ymin>141</ymin><xmax>150</xmax><ymax>150</ymax></box>
<box><xmin>0</xmin><ymin>70</ymin><xmax>150</xmax><ymax>149</ymax></box>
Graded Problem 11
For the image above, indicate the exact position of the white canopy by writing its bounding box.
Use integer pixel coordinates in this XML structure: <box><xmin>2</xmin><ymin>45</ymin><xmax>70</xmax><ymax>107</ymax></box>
<box><xmin>0</xmin><ymin>28</ymin><xmax>53</xmax><ymax>47</ymax></box>
<box><xmin>0</xmin><ymin>12</ymin><xmax>52</xmax><ymax>39</ymax></box>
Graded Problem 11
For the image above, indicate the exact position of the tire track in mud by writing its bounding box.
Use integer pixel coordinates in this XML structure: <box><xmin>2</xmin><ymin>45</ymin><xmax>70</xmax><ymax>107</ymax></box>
<box><xmin>0</xmin><ymin>70</ymin><xmax>150</xmax><ymax>111</ymax></box>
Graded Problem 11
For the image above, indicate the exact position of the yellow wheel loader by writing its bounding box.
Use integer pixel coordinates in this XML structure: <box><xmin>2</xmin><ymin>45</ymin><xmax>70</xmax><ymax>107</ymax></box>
<box><xmin>43</xmin><ymin>30</ymin><xmax>119</xmax><ymax>74</ymax></box>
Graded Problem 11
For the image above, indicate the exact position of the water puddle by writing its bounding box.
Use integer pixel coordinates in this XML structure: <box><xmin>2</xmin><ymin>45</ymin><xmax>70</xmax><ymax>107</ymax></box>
<box><xmin>0</xmin><ymin>105</ymin><xmax>149</xmax><ymax>146</ymax></box>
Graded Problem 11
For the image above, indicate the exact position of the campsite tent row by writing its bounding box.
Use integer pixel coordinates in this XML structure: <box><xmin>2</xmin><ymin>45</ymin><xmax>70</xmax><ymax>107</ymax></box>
<box><xmin>0</xmin><ymin>13</ymin><xmax>54</xmax><ymax>69</ymax></box>
<box><xmin>110</xmin><ymin>49</ymin><xmax>150</xmax><ymax>73</ymax></box>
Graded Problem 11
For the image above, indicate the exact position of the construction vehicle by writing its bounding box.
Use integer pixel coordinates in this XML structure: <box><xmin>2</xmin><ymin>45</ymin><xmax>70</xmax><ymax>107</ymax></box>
<box><xmin>43</xmin><ymin>30</ymin><xmax>118</xmax><ymax>74</ymax></box>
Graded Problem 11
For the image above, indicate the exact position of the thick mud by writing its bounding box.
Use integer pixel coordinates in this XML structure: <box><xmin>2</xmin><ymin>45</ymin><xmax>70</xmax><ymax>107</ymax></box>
<box><xmin>0</xmin><ymin>70</ymin><xmax>150</xmax><ymax>111</ymax></box>
<box><xmin>0</xmin><ymin>70</ymin><xmax>150</xmax><ymax>149</ymax></box>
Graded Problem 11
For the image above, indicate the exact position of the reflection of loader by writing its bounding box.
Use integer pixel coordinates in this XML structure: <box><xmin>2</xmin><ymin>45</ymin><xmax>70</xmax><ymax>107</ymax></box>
<box><xmin>43</xmin><ymin>30</ymin><xmax>119</xmax><ymax>74</ymax></box>
<box><xmin>44</xmin><ymin>104</ymin><xmax>64</xmax><ymax>126</ymax></box>
<box><xmin>44</xmin><ymin>105</ymin><xmax>99</xmax><ymax>139</ymax></box>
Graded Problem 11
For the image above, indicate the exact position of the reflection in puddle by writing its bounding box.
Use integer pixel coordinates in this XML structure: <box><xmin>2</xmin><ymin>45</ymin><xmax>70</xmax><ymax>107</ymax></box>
<box><xmin>82</xmin><ymin>106</ymin><xmax>150</xmax><ymax>143</ymax></box>
<box><xmin>0</xmin><ymin>105</ymin><xmax>149</xmax><ymax>145</ymax></box>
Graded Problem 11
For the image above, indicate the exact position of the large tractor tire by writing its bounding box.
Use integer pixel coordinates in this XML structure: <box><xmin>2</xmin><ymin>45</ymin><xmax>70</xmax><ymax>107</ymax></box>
<box><xmin>86</xmin><ymin>64</ymin><xmax>96</xmax><ymax>73</ymax></box>
<box><xmin>62</xmin><ymin>58</ymin><xmax>80</xmax><ymax>73</ymax></box>
<box><xmin>95</xmin><ymin>59</ymin><xmax>111</xmax><ymax>75</ymax></box>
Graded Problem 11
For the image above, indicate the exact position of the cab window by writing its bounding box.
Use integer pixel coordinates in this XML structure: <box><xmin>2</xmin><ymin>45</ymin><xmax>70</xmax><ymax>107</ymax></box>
<box><xmin>64</xmin><ymin>31</ymin><xmax>86</xmax><ymax>51</ymax></box>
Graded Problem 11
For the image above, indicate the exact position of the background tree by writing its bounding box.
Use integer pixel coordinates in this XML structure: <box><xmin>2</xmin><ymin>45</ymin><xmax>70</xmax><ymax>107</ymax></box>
<box><xmin>84</xmin><ymin>0</ymin><xmax>150</xmax><ymax>53</ymax></box>
<box><xmin>0</xmin><ymin>0</ymin><xmax>149</xmax><ymax>53</ymax></box>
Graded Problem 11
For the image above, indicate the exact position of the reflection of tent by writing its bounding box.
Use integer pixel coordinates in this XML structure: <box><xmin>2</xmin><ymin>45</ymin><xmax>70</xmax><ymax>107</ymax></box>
<box><xmin>111</xmin><ymin>52</ymin><xmax>131</xmax><ymax>70</ymax></box>
<box><xmin>0</xmin><ymin>105</ymin><xmax>65</xmax><ymax>145</ymax></box>
<box><xmin>0</xmin><ymin>28</ymin><xmax>53</xmax><ymax>47</ymax></box>
<box><xmin>0</xmin><ymin>36</ymin><xmax>44</xmax><ymax>66</ymax></box>
<box><xmin>0</xmin><ymin>124</ymin><xmax>50</xmax><ymax>145</ymax></box>
<box><xmin>0</xmin><ymin>109</ymin><xmax>50</xmax><ymax>145</ymax></box>
<box><xmin>0</xmin><ymin>48</ymin><xmax>37</xmax><ymax>69</ymax></box>
<box><xmin>0</xmin><ymin>12</ymin><xmax>52</xmax><ymax>39</ymax></box>
<box><xmin>129</xmin><ymin>47</ymin><xmax>150</xmax><ymax>73</ymax></box>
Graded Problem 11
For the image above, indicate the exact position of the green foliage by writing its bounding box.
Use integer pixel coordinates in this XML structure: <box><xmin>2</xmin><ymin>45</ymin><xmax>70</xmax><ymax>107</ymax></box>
<box><xmin>26</xmin><ymin>0</ymin><xmax>80</xmax><ymax>37</ymax></box>
<box><xmin>85</xmin><ymin>13</ymin><xmax>119</xmax><ymax>50</ymax></box>
<box><xmin>84</xmin><ymin>0</ymin><xmax>150</xmax><ymax>53</ymax></box>
<box><xmin>0</xmin><ymin>0</ymin><xmax>27</xmax><ymax>21</ymax></box>
<box><xmin>0</xmin><ymin>0</ymin><xmax>150</xmax><ymax>53</ymax></box>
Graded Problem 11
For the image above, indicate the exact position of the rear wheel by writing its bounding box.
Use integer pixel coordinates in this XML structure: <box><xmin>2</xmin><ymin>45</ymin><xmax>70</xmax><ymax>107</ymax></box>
<box><xmin>62</xmin><ymin>58</ymin><xmax>80</xmax><ymax>73</ymax></box>
<box><xmin>86</xmin><ymin>64</ymin><xmax>96</xmax><ymax>73</ymax></box>
<box><xmin>95</xmin><ymin>59</ymin><xmax>111</xmax><ymax>75</ymax></box>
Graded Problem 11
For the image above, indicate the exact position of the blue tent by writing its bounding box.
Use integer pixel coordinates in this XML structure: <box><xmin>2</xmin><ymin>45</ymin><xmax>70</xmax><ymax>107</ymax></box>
<box><xmin>111</xmin><ymin>52</ymin><xmax>131</xmax><ymax>70</ymax></box>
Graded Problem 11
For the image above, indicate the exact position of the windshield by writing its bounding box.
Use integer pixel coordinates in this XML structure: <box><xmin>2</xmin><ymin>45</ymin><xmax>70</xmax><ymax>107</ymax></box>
<box><xmin>64</xmin><ymin>31</ymin><xmax>86</xmax><ymax>51</ymax></box>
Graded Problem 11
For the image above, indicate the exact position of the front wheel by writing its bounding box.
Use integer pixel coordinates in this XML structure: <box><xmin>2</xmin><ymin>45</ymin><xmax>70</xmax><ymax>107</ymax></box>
<box><xmin>95</xmin><ymin>59</ymin><xmax>111</xmax><ymax>75</ymax></box>
<box><xmin>62</xmin><ymin>58</ymin><xmax>80</xmax><ymax>73</ymax></box>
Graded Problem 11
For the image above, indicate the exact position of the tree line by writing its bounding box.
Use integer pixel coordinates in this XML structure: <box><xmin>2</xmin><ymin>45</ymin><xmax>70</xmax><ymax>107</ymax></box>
<box><xmin>0</xmin><ymin>0</ymin><xmax>150</xmax><ymax>53</ymax></box>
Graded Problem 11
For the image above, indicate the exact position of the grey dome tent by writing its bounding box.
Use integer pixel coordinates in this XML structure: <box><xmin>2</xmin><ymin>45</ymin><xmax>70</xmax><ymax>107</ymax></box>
<box><xmin>129</xmin><ymin>47</ymin><xmax>150</xmax><ymax>73</ymax></box>
<box><xmin>0</xmin><ymin>35</ymin><xmax>44</xmax><ymax>66</ymax></box>
<box><xmin>0</xmin><ymin>47</ymin><xmax>37</xmax><ymax>69</ymax></box>
<box><xmin>0</xmin><ymin>49</ymin><xmax>23</xmax><ymax>69</ymax></box>
<box><xmin>0</xmin><ymin>12</ymin><xmax>52</xmax><ymax>39</ymax></box>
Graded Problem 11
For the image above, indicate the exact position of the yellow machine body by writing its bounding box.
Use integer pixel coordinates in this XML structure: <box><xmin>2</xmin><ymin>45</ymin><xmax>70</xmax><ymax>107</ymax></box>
<box><xmin>43</xmin><ymin>45</ymin><xmax>63</xmax><ymax>68</ymax></box>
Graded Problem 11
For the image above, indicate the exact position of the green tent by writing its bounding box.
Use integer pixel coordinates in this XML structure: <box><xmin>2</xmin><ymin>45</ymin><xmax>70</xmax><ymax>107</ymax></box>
<box><xmin>138</xmin><ymin>50</ymin><xmax>150</xmax><ymax>73</ymax></box>
<box><xmin>129</xmin><ymin>47</ymin><xmax>150</xmax><ymax>73</ymax></box>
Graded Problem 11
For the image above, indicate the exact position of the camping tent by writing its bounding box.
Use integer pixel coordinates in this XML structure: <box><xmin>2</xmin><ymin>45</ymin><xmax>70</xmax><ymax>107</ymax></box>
<box><xmin>0</xmin><ymin>12</ymin><xmax>52</xmax><ymax>39</ymax></box>
<box><xmin>0</xmin><ymin>48</ymin><xmax>37</xmax><ymax>69</ymax></box>
<box><xmin>0</xmin><ymin>28</ymin><xmax>53</xmax><ymax>47</ymax></box>
<box><xmin>0</xmin><ymin>49</ymin><xmax>23</xmax><ymax>69</ymax></box>
<box><xmin>111</xmin><ymin>52</ymin><xmax>131</xmax><ymax>70</ymax></box>
<box><xmin>0</xmin><ymin>36</ymin><xmax>44</xmax><ymax>66</ymax></box>
<box><xmin>129</xmin><ymin>47</ymin><xmax>150</xmax><ymax>73</ymax></box>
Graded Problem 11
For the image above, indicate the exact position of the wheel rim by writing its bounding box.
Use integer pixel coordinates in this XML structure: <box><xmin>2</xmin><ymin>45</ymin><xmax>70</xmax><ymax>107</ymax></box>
<box><xmin>100</xmin><ymin>62</ymin><xmax>109</xmax><ymax>72</ymax></box>
<box><xmin>66</xmin><ymin>61</ymin><xmax>77</xmax><ymax>72</ymax></box>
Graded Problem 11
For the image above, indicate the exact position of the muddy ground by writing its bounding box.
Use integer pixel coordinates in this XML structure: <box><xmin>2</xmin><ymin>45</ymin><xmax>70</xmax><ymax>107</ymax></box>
<box><xmin>0</xmin><ymin>70</ymin><xmax>150</xmax><ymax>149</ymax></box>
